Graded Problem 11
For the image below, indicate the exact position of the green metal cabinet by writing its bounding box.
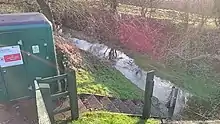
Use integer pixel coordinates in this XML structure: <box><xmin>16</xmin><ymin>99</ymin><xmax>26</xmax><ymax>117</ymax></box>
<box><xmin>0</xmin><ymin>12</ymin><xmax>59</xmax><ymax>101</ymax></box>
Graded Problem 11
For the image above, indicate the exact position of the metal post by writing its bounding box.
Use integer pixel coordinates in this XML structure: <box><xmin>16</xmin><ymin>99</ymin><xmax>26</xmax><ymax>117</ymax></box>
<box><xmin>168</xmin><ymin>87</ymin><xmax>178</xmax><ymax>119</ymax></box>
<box><xmin>142</xmin><ymin>70</ymin><xmax>155</xmax><ymax>119</ymax></box>
<box><xmin>40</xmin><ymin>83</ymin><xmax>55</xmax><ymax>123</ymax></box>
<box><xmin>67</xmin><ymin>70</ymin><xmax>79</xmax><ymax>120</ymax></box>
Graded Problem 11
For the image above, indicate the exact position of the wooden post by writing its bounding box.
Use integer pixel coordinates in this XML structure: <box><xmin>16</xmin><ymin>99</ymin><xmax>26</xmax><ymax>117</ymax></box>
<box><xmin>40</xmin><ymin>83</ymin><xmax>55</xmax><ymax>123</ymax></box>
<box><xmin>142</xmin><ymin>70</ymin><xmax>155</xmax><ymax>119</ymax></box>
<box><xmin>67</xmin><ymin>70</ymin><xmax>79</xmax><ymax>120</ymax></box>
<box><xmin>168</xmin><ymin>87</ymin><xmax>178</xmax><ymax>119</ymax></box>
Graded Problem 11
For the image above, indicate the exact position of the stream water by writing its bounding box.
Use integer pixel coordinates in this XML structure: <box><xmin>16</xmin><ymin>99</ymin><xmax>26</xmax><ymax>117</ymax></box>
<box><xmin>68</xmin><ymin>37</ymin><xmax>191</xmax><ymax>118</ymax></box>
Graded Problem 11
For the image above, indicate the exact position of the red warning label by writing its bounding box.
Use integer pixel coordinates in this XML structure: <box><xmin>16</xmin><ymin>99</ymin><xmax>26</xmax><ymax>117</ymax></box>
<box><xmin>4</xmin><ymin>53</ymin><xmax>22</xmax><ymax>62</ymax></box>
<box><xmin>0</xmin><ymin>45</ymin><xmax>23</xmax><ymax>67</ymax></box>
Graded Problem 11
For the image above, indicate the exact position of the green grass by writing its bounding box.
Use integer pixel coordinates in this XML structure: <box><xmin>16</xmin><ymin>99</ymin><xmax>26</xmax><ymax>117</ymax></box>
<box><xmin>76</xmin><ymin>61</ymin><xmax>144</xmax><ymax>100</ymax></box>
<box><xmin>71</xmin><ymin>111</ymin><xmax>159</xmax><ymax>124</ymax></box>
<box><xmin>131</xmin><ymin>53</ymin><xmax>219</xmax><ymax>99</ymax></box>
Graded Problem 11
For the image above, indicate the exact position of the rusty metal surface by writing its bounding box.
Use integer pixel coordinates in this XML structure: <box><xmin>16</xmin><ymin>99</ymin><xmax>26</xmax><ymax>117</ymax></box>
<box><xmin>0</xmin><ymin>99</ymin><xmax>38</xmax><ymax>124</ymax></box>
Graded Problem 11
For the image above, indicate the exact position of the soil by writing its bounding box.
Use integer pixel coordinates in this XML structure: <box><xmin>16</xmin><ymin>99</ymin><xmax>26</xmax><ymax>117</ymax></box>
<box><xmin>110</xmin><ymin>98</ymin><xmax>132</xmax><ymax>113</ymax></box>
<box><xmin>99</xmin><ymin>97</ymin><xmax>119</xmax><ymax>112</ymax></box>
<box><xmin>0</xmin><ymin>98</ymin><xmax>38</xmax><ymax>124</ymax></box>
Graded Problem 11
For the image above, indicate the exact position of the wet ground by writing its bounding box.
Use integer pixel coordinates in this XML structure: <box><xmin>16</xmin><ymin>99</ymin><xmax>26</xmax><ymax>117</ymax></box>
<box><xmin>0</xmin><ymin>99</ymin><xmax>38</xmax><ymax>124</ymax></box>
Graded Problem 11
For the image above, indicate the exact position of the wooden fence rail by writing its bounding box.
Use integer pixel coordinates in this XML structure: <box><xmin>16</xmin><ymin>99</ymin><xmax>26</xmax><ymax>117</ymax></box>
<box><xmin>36</xmin><ymin>69</ymin><xmax>177</xmax><ymax>123</ymax></box>
<box><xmin>35</xmin><ymin>81</ymin><xmax>52</xmax><ymax>124</ymax></box>
<box><xmin>35</xmin><ymin>70</ymin><xmax>79</xmax><ymax>123</ymax></box>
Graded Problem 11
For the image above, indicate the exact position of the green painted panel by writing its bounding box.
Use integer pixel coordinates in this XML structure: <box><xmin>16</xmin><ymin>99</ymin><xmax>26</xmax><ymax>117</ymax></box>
<box><xmin>0</xmin><ymin>13</ymin><xmax>58</xmax><ymax>101</ymax></box>
<box><xmin>0</xmin><ymin>68</ymin><xmax>7</xmax><ymax>101</ymax></box>
<box><xmin>0</xmin><ymin>31</ymin><xmax>29</xmax><ymax>100</ymax></box>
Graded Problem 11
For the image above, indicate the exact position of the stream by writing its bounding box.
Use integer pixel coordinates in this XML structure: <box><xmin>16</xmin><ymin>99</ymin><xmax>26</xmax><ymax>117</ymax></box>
<box><xmin>67</xmin><ymin>37</ymin><xmax>191</xmax><ymax>119</ymax></box>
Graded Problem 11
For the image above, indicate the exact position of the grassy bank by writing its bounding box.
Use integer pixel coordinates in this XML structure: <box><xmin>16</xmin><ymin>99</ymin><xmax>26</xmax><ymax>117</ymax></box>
<box><xmin>129</xmin><ymin>52</ymin><xmax>220</xmax><ymax>119</ymax></box>
<box><xmin>131</xmin><ymin>53</ymin><xmax>219</xmax><ymax>99</ymax></box>
<box><xmin>76</xmin><ymin>55</ymin><xmax>144</xmax><ymax>100</ymax></box>
<box><xmin>71</xmin><ymin>111</ymin><xmax>159</xmax><ymax>124</ymax></box>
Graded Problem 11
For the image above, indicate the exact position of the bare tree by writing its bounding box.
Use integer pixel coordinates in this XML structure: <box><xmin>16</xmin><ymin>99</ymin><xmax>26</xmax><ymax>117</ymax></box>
<box><xmin>140</xmin><ymin>0</ymin><xmax>149</xmax><ymax>17</ymax></box>
<box><xmin>182</xmin><ymin>0</ymin><xmax>190</xmax><ymax>31</ymax></box>
<box><xmin>213</xmin><ymin>0</ymin><xmax>220</xmax><ymax>27</ymax></box>
<box><xmin>110</xmin><ymin>0</ymin><xmax>118</xmax><ymax>13</ymax></box>
<box><xmin>36</xmin><ymin>0</ymin><xmax>54</xmax><ymax>27</ymax></box>
<box><xmin>140</xmin><ymin>0</ymin><xmax>162</xmax><ymax>17</ymax></box>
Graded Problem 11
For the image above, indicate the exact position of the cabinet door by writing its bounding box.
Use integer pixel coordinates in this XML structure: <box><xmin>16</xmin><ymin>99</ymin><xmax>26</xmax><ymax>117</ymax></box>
<box><xmin>0</xmin><ymin>31</ymin><xmax>30</xmax><ymax>101</ymax></box>
<box><xmin>21</xmin><ymin>28</ymin><xmax>59</xmax><ymax>93</ymax></box>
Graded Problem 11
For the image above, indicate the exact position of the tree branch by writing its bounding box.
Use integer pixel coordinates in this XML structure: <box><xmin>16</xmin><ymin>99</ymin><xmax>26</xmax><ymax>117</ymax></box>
<box><xmin>36</xmin><ymin>0</ymin><xmax>54</xmax><ymax>27</ymax></box>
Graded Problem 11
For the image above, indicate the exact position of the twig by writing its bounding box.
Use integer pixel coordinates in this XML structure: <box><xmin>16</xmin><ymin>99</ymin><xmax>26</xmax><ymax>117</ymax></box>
<box><xmin>185</xmin><ymin>105</ymin><xmax>210</xmax><ymax>120</ymax></box>
<box><xmin>206</xmin><ymin>102</ymin><xmax>220</xmax><ymax>118</ymax></box>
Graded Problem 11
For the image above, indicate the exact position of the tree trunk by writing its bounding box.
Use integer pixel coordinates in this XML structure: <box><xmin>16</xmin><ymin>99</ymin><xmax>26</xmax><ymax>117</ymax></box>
<box><xmin>215</xmin><ymin>17</ymin><xmax>220</xmax><ymax>27</ymax></box>
<box><xmin>182</xmin><ymin>0</ymin><xmax>189</xmax><ymax>31</ymax></box>
<box><xmin>36</xmin><ymin>0</ymin><xmax>54</xmax><ymax>28</ymax></box>
<box><xmin>110</xmin><ymin>0</ymin><xmax>117</xmax><ymax>13</ymax></box>
<box><xmin>198</xmin><ymin>15</ymin><xmax>208</xmax><ymax>30</ymax></box>
<box><xmin>141</xmin><ymin>7</ymin><xmax>148</xmax><ymax>17</ymax></box>
<box><xmin>149</xmin><ymin>0</ymin><xmax>153</xmax><ymax>18</ymax></box>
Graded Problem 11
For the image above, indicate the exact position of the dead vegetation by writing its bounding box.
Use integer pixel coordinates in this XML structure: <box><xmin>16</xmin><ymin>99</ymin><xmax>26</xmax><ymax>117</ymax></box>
<box><xmin>55</xmin><ymin>35</ymin><xmax>83</xmax><ymax>71</ymax></box>
<box><xmin>55</xmin><ymin>35</ymin><xmax>113</xmax><ymax>73</ymax></box>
